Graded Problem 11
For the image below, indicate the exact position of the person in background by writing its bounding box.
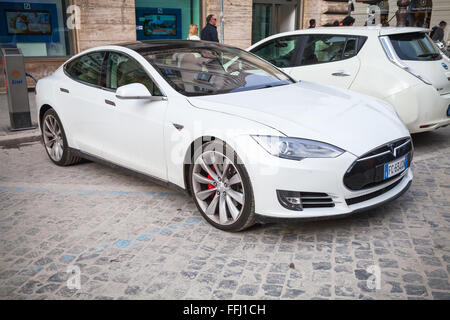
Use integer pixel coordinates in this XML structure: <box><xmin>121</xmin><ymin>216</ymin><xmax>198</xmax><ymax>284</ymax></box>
<box><xmin>187</xmin><ymin>24</ymin><xmax>200</xmax><ymax>40</ymax></box>
<box><xmin>308</xmin><ymin>19</ymin><xmax>316</xmax><ymax>28</ymax></box>
<box><xmin>200</xmin><ymin>14</ymin><xmax>219</xmax><ymax>42</ymax></box>
<box><xmin>333</xmin><ymin>20</ymin><xmax>339</xmax><ymax>26</ymax></box>
<box><xmin>431</xmin><ymin>21</ymin><xmax>447</xmax><ymax>43</ymax></box>
<box><xmin>341</xmin><ymin>15</ymin><xmax>355</xmax><ymax>26</ymax></box>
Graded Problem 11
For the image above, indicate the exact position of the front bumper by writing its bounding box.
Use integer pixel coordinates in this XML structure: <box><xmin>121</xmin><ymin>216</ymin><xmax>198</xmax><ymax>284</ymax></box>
<box><xmin>385</xmin><ymin>84</ymin><xmax>450</xmax><ymax>133</ymax></box>
<box><xmin>244</xmin><ymin>147</ymin><xmax>413</xmax><ymax>220</ymax></box>
<box><xmin>257</xmin><ymin>177</ymin><xmax>412</xmax><ymax>224</ymax></box>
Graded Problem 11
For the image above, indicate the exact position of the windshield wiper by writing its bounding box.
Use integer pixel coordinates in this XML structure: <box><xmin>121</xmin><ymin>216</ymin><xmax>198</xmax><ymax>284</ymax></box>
<box><xmin>262</xmin><ymin>82</ymin><xmax>293</xmax><ymax>89</ymax></box>
<box><xmin>418</xmin><ymin>53</ymin><xmax>440</xmax><ymax>58</ymax></box>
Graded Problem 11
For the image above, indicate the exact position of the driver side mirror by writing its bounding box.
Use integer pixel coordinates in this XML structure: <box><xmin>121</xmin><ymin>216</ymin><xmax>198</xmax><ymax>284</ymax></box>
<box><xmin>116</xmin><ymin>83</ymin><xmax>152</xmax><ymax>100</ymax></box>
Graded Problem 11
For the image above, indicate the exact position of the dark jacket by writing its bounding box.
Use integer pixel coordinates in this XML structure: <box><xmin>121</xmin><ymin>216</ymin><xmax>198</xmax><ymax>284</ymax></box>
<box><xmin>432</xmin><ymin>26</ymin><xmax>445</xmax><ymax>42</ymax></box>
<box><xmin>200</xmin><ymin>23</ymin><xmax>219</xmax><ymax>42</ymax></box>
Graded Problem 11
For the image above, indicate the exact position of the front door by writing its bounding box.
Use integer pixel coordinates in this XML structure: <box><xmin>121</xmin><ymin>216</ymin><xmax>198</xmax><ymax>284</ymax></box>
<box><xmin>99</xmin><ymin>51</ymin><xmax>168</xmax><ymax>179</ymax></box>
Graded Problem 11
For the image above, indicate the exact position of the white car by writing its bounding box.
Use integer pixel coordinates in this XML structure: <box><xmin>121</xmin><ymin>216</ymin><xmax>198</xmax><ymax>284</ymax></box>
<box><xmin>35</xmin><ymin>41</ymin><xmax>413</xmax><ymax>231</ymax></box>
<box><xmin>248</xmin><ymin>27</ymin><xmax>450</xmax><ymax>133</ymax></box>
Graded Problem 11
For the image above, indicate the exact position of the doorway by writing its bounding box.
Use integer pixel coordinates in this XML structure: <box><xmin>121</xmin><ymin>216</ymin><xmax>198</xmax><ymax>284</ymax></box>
<box><xmin>252</xmin><ymin>0</ymin><xmax>300</xmax><ymax>44</ymax></box>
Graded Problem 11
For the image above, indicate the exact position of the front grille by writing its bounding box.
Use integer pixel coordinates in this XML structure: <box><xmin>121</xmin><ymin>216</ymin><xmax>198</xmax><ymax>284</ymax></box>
<box><xmin>300</xmin><ymin>192</ymin><xmax>335</xmax><ymax>208</ymax></box>
<box><xmin>344</xmin><ymin>138</ymin><xmax>413</xmax><ymax>191</ymax></box>
<box><xmin>345</xmin><ymin>176</ymin><xmax>404</xmax><ymax>205</ymax></box>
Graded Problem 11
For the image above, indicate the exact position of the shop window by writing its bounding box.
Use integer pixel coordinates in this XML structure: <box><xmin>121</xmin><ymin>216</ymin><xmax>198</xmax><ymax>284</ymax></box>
<box><xmin>407</xmin><ymin>0</ymin><xmax>433</xmax><ymax>28</ymax></box>
<box><xmin>135</xmin><ymin>0</ymin><xmax>200</xmax><ymax>41</ymax></box>
<box><xmin>0</xmin><ymin>0</ymin><xmax>74</xmax><ymax>58</ymax></box>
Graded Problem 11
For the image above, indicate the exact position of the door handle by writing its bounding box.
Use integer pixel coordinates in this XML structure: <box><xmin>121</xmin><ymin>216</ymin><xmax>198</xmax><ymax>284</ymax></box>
<box><xmin>60</xmin><ymin>88</ymin><xmax>69</xmax><ymax>93</ymax></box>
<box><xmin>105</xmin><ymin>99</ymin><xmax>116</xmax><ymax>106</ymax></box>
<box><xmin>331</xmin><ymin>72</ymin><xmax>350</xmax><ymax>77</ymax></box>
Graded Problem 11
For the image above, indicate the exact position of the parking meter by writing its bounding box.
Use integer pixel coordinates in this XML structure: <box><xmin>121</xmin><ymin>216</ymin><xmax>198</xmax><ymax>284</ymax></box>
<box><xmin>1</xmin><ymin>48</ymin><xmax>33</xmax><ymax>130</ymax></box>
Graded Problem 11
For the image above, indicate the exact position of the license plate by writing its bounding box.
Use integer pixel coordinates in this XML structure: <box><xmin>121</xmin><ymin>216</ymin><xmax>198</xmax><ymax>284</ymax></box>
<box><xmin>384</xmin><ymin>155</ymin><xmax>408</xmax><ymax>179</ymax></box>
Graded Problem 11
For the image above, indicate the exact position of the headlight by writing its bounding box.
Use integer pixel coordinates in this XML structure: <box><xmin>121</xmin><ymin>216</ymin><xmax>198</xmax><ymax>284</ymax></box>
<box><xmin>251</xmin><ymin>135</ymin><xmax>344</xmax><ymax>160</ymax></box>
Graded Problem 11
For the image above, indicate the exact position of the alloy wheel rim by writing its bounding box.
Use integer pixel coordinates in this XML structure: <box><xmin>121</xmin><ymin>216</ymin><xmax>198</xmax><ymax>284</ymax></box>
<box><xmin>43</xmin><ymin>115</ymin><xmax>64</xmax><ymax>162</ymax></box>
<box><xmin>192</xmin><ymin>150</ymin><xmax>245</xmax><ymax>225</ymax></box>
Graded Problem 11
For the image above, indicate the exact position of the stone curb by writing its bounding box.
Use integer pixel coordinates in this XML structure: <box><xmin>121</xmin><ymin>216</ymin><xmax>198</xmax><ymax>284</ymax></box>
<box><xmin>0</xmin><ymin>129</ymin><xmax>41</xmax><ymax>147</ymax></box>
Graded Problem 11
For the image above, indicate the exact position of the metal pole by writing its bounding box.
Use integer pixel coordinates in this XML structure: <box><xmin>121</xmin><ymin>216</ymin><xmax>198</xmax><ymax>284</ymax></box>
<box><xmin>348</xmin><ymin>0</ymin><xmax>352</xmax><ymax>16</ymax></box>
<box><xmin>220</xmin><ymin>0</ymin><xmax>224</xmax><ymax>44</ymax></box>
<box><xmin>396</xmin><ymin>0</ymin><xmax>411</xmax><ymax>27</ymax></box>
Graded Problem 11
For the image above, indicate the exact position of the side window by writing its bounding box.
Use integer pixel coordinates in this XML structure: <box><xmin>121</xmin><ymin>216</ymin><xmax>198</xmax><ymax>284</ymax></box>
<box><xmin>299</xmin><ymin>35</ymin><xmax>349</xmax><ymax>66</ymax></box>
<box><xmin>65</xmin><ymin>52</ymin><xmax>106</xmax><ymax>86</ymax></box>
<box><xmin>251</xmin><ymin>36</ymin><xmax>302</xmax><ymax>68</ymax></box>
<box><xmin>343</xmin><ymin>36</ymin><xmax>365</xmax><ymax>59</ymax></box>
<box><xmin>105</xmin><ymin>52</ymin><xmax>162</xmax><ymax>96</ymax></box>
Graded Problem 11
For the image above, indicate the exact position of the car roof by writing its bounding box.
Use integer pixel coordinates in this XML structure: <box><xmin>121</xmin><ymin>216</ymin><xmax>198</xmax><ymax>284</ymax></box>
<box><xmin>113</xmin><ymin>40</ymin><xmax>243</xmax><ymax>54</ymax></box>
<box><xmin>248</xmin><ymin>26</ymin><xmax>429</xmax><ymax>47</ymax></box>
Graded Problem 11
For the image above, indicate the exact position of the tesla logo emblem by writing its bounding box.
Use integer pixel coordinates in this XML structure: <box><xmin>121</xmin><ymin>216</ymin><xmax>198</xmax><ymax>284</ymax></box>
<box><xmin>442</xmin><ymin>63</ymin><xmax>448</xmax><ymax>70</ymax></box>
<box><xmin>388</xmin><ymin>144</ymin><xmax>396</xmax><ymax>157</ymax></box>
<box><xmin>11</xmin><ymin>70</ymin><xmax>21</xmax><ymax>79</ymax></box>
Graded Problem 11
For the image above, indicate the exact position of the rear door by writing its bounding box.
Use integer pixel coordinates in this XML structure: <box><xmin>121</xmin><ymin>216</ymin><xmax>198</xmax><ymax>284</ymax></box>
<box><xmin>288</xmin><ymin>34</ymin><xmax>363</xmax><ymax>89</ymax></box>
<box><xmin>59</xmin><ymin>51</ymin><xmax>107</xmax><ymax>156</ymax></box>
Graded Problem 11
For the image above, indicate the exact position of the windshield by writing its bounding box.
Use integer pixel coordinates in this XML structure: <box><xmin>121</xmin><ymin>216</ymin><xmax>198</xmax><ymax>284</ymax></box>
<box><xmin>389</xmin><ymin>32</ymin><xmax>441</xmax><ymax>61</ymax></box>
<box><xmin>141</xmin><ymin>45</ymin><xmax>294</xmax><ymax>96</ymax></box>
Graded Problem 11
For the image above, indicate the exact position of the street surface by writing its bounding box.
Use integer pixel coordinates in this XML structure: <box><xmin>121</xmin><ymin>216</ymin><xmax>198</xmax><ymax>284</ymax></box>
<box><xmin>0</xmin><ymin>126</ymin><xmax>449</xmax><ymax>300</ymax></box>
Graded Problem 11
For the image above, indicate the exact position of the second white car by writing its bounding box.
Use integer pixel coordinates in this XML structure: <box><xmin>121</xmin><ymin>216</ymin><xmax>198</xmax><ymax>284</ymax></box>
<box><xmin>249</xmin><ymin>27</ymin><xmax>450</xmax><ymax>133</ymax></box>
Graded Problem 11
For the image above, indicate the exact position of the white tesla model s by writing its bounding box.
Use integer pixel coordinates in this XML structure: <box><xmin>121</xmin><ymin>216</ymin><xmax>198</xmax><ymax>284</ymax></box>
<box><xmin>35</xmin><ymin>41</ymin><xmax>413</xmax><ymax>231</ymax></box>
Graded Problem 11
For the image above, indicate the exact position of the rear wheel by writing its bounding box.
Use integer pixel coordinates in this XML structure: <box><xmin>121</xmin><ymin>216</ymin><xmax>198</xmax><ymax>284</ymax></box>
<box><xmin>42</xmin><ymin>109</ymin><xmax>81</xmax><ymax>166</ymax></box>
<box><xmin>189</xmin><ymin>141</ymin><xmax>255</xmax><ymax>231</ymax></box>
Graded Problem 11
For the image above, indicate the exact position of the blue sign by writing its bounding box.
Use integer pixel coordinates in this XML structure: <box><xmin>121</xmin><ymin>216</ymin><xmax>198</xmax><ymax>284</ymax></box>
<box><xmin>135</xmin><ymin>7</ymin><xmax>182</xmax><ymax>40</ymax></box>
<box><xmin>0</xmin><ymin>2</ymin><xmax>60</xmax><ymax>44</ymax></box>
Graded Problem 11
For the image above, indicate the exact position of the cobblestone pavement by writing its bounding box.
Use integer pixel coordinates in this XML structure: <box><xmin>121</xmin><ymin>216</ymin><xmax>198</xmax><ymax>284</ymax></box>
<box><xmin>0</xmin><ymin>127</ymin><xmax>449</xmax><ymax>300</ymax></box>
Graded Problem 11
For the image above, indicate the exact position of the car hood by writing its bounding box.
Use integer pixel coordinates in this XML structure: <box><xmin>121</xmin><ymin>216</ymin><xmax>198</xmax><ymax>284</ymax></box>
<box><xmin>188</xmin><ymin>81</ymin><xmax>409</xmax><ymax>157</ymax></box>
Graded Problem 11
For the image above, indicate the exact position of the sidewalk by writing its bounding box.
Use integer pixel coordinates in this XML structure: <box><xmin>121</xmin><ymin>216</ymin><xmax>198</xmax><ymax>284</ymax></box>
<box><xmin>0</xmin><ymin>92</ymin><xmax>41</xmax><ymax>146</ymax></box>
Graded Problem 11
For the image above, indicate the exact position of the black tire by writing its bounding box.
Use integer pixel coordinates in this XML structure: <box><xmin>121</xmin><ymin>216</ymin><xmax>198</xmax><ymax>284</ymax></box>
<box><xmin>41</xmin><ymin>108</ymin><xmax>81</xmax><ymax>166</ymax></box>
<box><xmin>189</xmin><ymin>140</ymin><xmax>256</xmax><ymax>232</ymax></box>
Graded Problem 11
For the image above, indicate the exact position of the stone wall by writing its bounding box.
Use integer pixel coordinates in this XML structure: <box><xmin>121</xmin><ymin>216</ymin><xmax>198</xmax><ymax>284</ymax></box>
<box><xmin>74</xmin><ymin>0</ymin><xmax>137</xmax><ymax>51</ymax></box>
<box><xmin>303</xmin><ymin>0</ymin><xmax>348</xmax><ymax>28</ymax></box>
<box><xmin>203</xmin><ymin>0</ymin><xmax>253</xmax><ymax>49</ymax></box>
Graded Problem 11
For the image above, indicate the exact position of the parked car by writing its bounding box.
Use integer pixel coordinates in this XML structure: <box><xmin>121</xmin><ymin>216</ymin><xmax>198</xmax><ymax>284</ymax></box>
<box><xmin>248</xmin><ymin>27</ymin><xmax>450</xmax><ymax>133</ymax></box>
<box><xmin>35</xmin><ymin>40</ymin><xmax>412</xmax><ymax>231</ymax></box>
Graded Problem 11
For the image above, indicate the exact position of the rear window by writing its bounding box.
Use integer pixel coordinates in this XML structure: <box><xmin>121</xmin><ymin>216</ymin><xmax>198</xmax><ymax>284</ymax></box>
<box><xmin>389</xmin><ymin>32</ymin><xmax>441</xmax><ymax>61</ymax></box>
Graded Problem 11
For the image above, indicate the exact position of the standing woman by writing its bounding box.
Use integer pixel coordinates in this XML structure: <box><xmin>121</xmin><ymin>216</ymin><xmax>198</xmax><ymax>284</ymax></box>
<box><xmin>187</xmin><ymin>24</ymin><xmax>200</xmax><ymax>40</ymax></box>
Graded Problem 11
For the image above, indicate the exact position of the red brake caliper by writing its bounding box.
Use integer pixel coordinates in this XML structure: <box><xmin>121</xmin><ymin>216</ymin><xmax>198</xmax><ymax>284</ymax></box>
<box><xmin>208</xmin><ymin>166</ymin><xmax>216</xmax><ymax>198</ymax></box>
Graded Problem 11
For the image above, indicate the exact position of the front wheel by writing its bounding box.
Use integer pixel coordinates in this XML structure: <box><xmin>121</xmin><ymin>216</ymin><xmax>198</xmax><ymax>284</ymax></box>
<box><xmin>189</xmin><ymin>141</ymin><xmax>256</xmax><ymax>231</ymax></box>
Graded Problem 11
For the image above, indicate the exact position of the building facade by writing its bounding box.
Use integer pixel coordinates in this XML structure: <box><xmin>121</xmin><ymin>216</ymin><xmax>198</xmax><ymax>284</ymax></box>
<box><xmin>1</xmin><ymin>0</ymin><xmax>449</xmax><ymax>92</ymax></box>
